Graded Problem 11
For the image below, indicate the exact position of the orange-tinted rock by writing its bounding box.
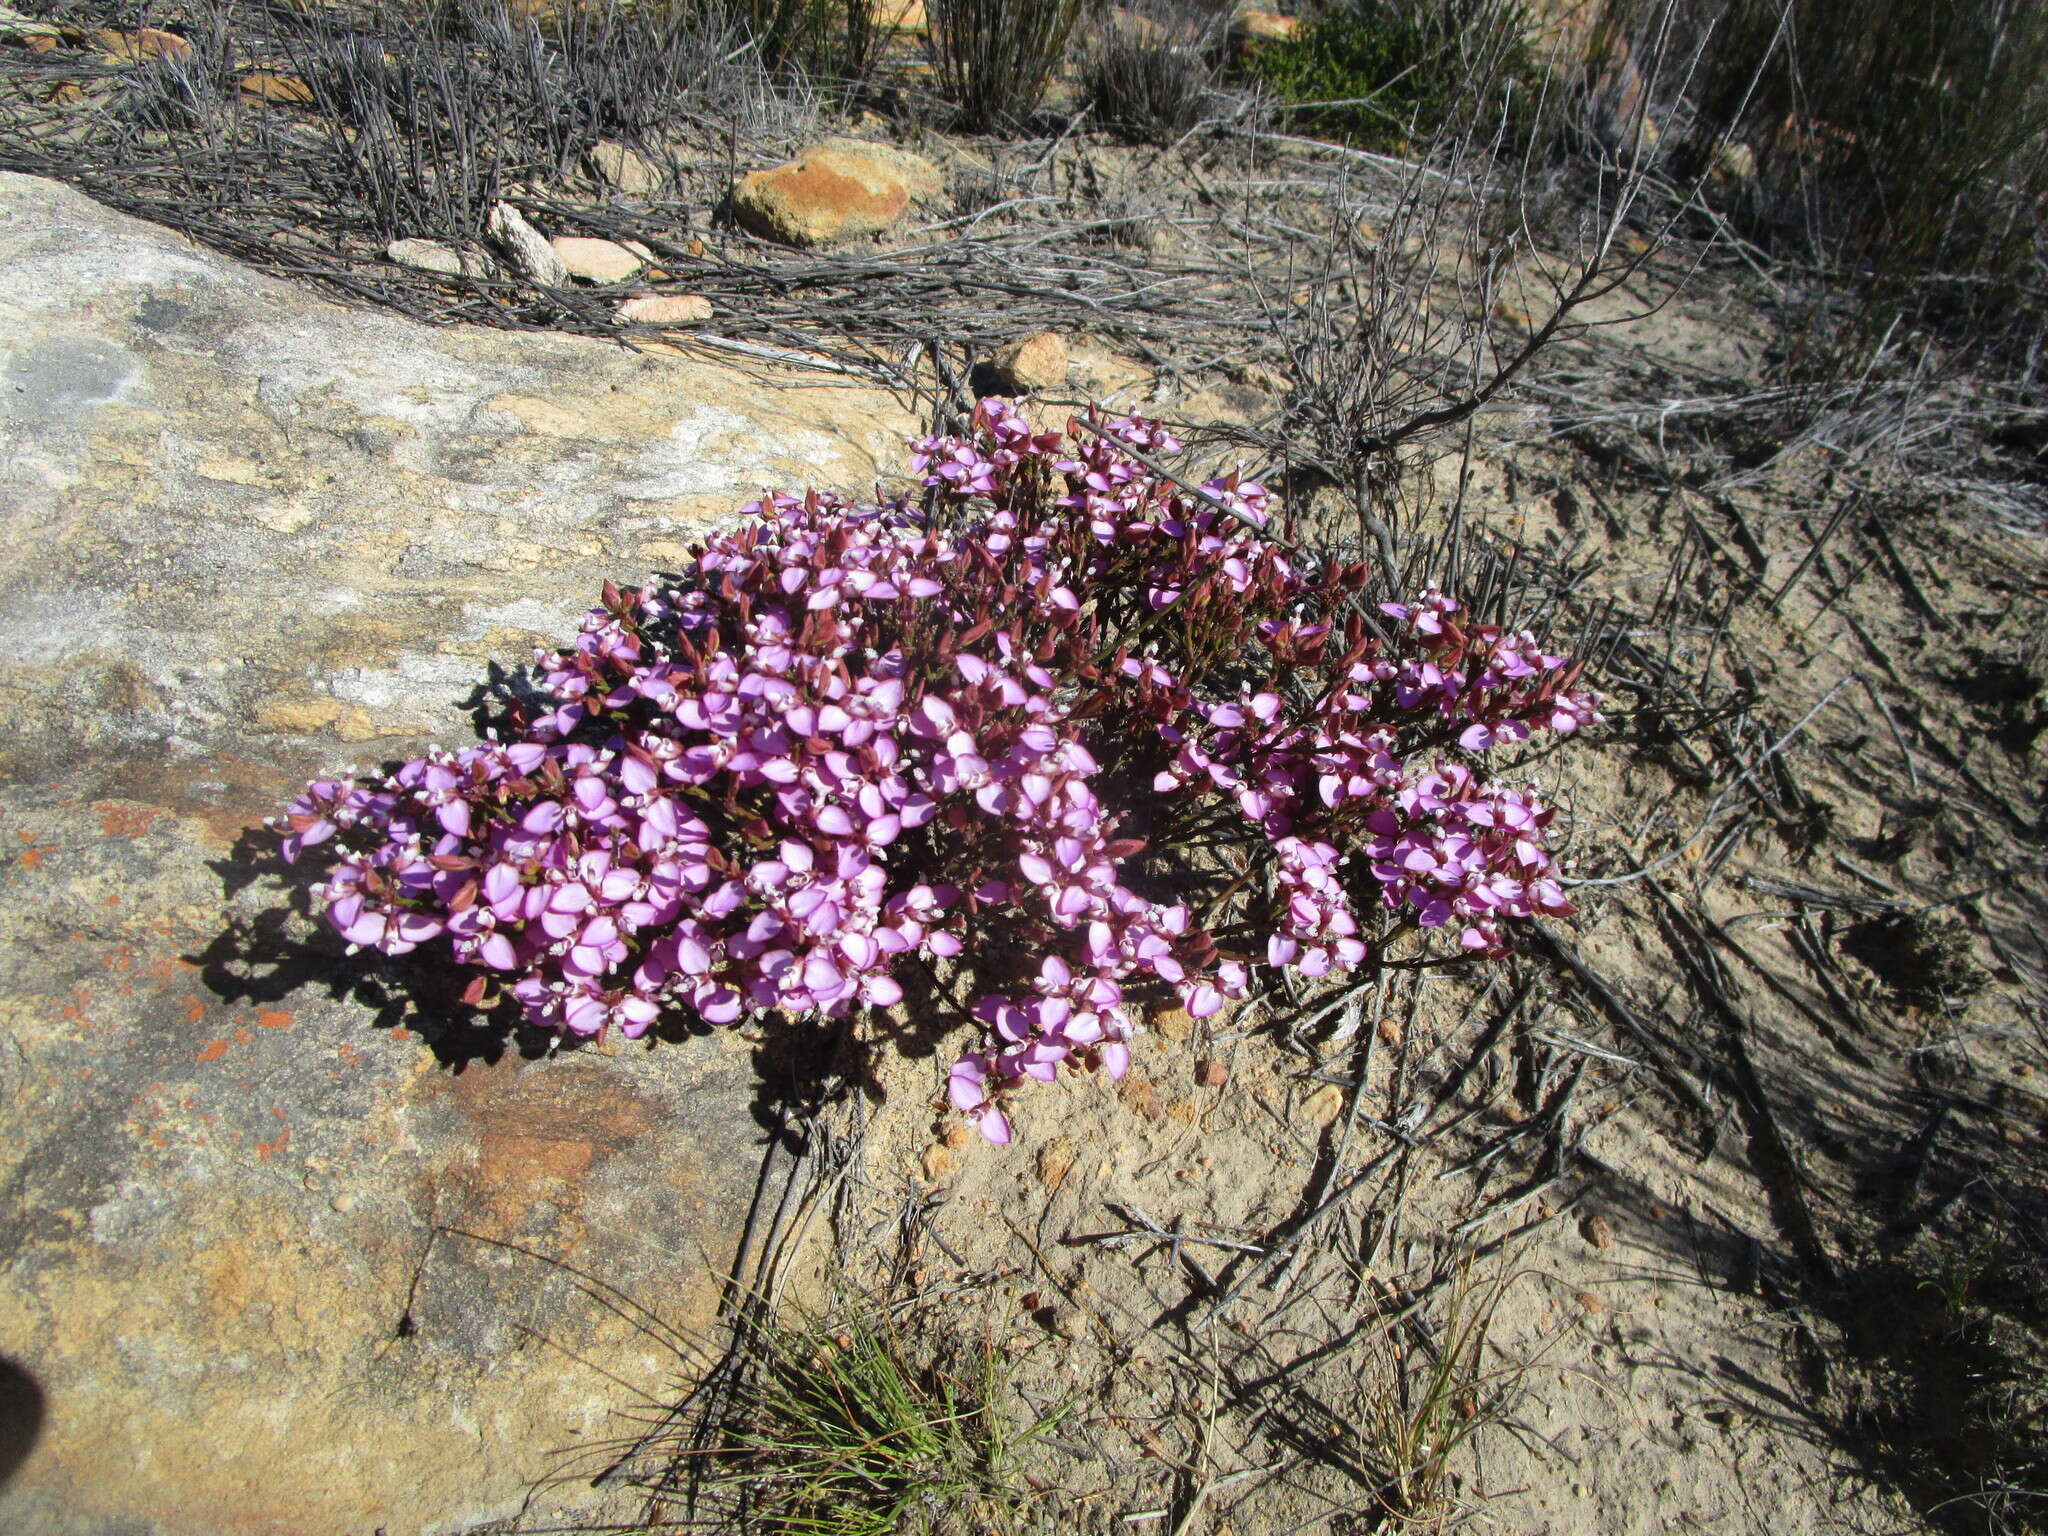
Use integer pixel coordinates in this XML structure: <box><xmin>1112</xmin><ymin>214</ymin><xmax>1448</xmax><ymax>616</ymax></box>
<box><xmin>872</xmin><ymin>0</ymin><xmax>926</xmax><ymax>29</ymax></box>
<box><xmin>96</xmin><ymin>26</ymin><xmax>189</xmax><ymax>65</ymax></box>
<box><xmin>989</xmin><ymin>331</ymin><xmax>1068</xmax><ymax>394</ymax></box>
<box><xmin>732</xmin><ymin>138</ymin><xmax>942</xmax><ymax>249</ymax></box>
<box><xmin>238</xmin><ymin>70</ymin><xmax>314</xmax><ymax>105</ymax></box>
<box><xmin>616</xmin><ymin>293</ymin><xmax>714</xmax><ymax>324</ymax></box>
<box><xmin>1233</xmin><ymin>8</ymin><xmax>1300</xmax><ymax>45</ymax></box>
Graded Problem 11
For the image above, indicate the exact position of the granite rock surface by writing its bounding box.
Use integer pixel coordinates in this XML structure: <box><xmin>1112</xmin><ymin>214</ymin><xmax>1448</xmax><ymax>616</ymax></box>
<box><xmin>0</xmin><ymin>172</ymin><xmax>919</xmax><ymax>1536</ymax></box>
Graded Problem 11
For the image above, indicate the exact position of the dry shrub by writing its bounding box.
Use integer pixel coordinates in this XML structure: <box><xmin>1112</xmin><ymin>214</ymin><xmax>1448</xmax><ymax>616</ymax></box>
<box><xmin>1082</xmin><ymin>0</ymin><xmax>1227</xmax><ymax>145</ymax></box>
<box><xmin>1678</xmin><ymin>0</ymin><xmax>2048</xmax><ymax>347</ymax></box>
<box><xmin>925</xmin><ymin>0</ymin><xmax>1083</xmax><ymax>132</ymax></box>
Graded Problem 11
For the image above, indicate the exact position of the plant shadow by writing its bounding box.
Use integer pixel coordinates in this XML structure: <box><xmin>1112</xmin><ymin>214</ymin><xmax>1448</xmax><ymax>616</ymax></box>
<box><xmin>189</xmin><ymin>809</ymin><xmax>987</xmax><ymax>1153</ymax></box>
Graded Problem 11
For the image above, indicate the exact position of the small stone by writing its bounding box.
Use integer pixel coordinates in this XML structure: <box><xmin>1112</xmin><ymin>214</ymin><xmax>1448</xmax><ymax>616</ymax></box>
<box><xmin>328</xmin><ymin>1192</ymin><xmax>356</xmax><ymax>1213</ymax></box>
<box><xmin>586</xmin><ymin>139</ymin><xmax>663</xmax><ymax>196</ymax></box>
<box><xmin>488</xmin><ymin>201</ymin><xmax>568</xmax><ymax>286</ymax></box>
<box><xmin>1194</xmin><ymin>1059</ymin><xmax>1228</xmax><ymax>1089</ymax></box>
<box><xmin>731</xmin><ymin>138</ymin><xmax>942</xmax><ymax>249</ymax></box>
<box><xmin>615</xmin><ymin>293</ymin><xmax>714</xmax><ymax>325</ymax></box>
<box><xmin>988</xmin><ymin>331</ymin><xmax>1068</xmax><ymax>395</ymax></box>
<box><xmin>0</xmin><ymin>8</ymin><xmax>62</xmax><ymax>45</ymax></box>
<box><xmin>1152</xmin><ymin>1006</ymin><xmax>1193</xmax><ymax>1044</ymax></box>
<box><xmin>1376</xmin><ymin>1015</ymin><xmax>1403</xmax><ymax>1049</ymax></box>
<box><xmin>1110</xmin><ymin>6</ymin><xmax>1175</xmax><ymax>46</ymax></box>
<box><xmin>1711</xmin><ymin>141</ymin><xmax>1758</xmax><ymax>184</ymax></box>
<box><xmin>1121</xmin><ymin>1076</ymin><xmax>1163</xmax><ymax>1121</ymax></box>
<box><xmin>1581</xmin><ymin>1213</ymin><xmax>1616</xmax><ymax>1251</ymax></box>
<box><xmin>1574</xmin><ymin>1289</ymin><xmax>1605</xmax><ymax>1315</ymax></box>
<box><xmin>942</xmin><ymin>1122</ymin><xmax>972</xmax><ymax>1150</ymax></box>
<box><xmin>239</xmin><ymin>71</ymin><xmax>314</xmax><ymax>105</ymax></box>
<box><xmin>921</xmin><ymin>1143</ymin><xmax>956</xmax><ymax>1181</ymax></box>
<box><xmin>385</xmin><ymin>238</ymin><xmax>484</xmax><ymax>277</ymax></box>
<box><xmin>1233</xmin><ymin>8</ymin><xmax>1300</xmax><ymax>45</ymax></box>
<box><xmin>551</xmin><ymin>236</ymin><xmax>644</xmax><ymax>284</ymax></box>
<box><xmin>47</xmin><ymin>80</ymin><xmax>84</xmax><ymax>107</ymax></box>
<box><xmin>870</xmin><ymin>0</ymin><xmax>926</xmax><ymax>30</ymax></box>
<box><xmin>1302</xmin><ymin>1083</ymin><xmax>1345</xmax><ymax>1128</ymax></box>
<box><xmin>1036</xmin><ymin>1137</ymin><xmax>1076</xmax><ymax>1191</ymax></box>
<box><xmin>97</xmin><ymin>27</ymin><xmax>190</xmax><ymax>65</ymax></box>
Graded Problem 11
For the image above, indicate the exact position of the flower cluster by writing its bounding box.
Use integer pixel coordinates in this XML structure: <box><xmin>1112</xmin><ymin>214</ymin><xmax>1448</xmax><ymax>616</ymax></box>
<box><xmin>275</xmin><ymin>398</ymin><xmax>1600</xmax><ymax>1142</ymax></box>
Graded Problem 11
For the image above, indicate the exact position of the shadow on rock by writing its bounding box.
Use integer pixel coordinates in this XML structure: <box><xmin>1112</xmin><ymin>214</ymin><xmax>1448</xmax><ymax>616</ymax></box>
<box><xmin>191</xmin><ymin>826</ymin><xmax>552</xmax><ymax>1070</ymax></box>
<box><xmin>0</xmin><ymin>1356</ymin><xmax>44</xmax><ymax>1488</ymax></box>
<box><xmin>192</xmin><ymin>824</ymin><xmax>982</xmax><ymax>1146</ymax></box>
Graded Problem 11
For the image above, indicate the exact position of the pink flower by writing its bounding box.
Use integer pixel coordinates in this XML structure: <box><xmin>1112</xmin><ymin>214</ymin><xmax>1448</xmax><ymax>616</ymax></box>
<box><xmin>275</xmin><ymin>400</ymin><xmax>1595</xmax><ymax>1145</ymax></box>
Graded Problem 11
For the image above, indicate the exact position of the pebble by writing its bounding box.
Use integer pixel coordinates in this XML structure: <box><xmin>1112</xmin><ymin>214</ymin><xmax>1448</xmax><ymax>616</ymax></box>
<box><xmin>1194</xmin><ymin>1059</ymin><xmax>1228</xmax><ymax>1088</ymax></box>
<box><xmin>1302</xmin><ymin>1082</ymin><xmax>1345</xmax><ymax>1128</ymax></box>
<box><xmin>615</xmin><ymin>293</ymin><xmax>713</xmax><ymax>325</ymax></box>
<box><xmin>586</xmin><ymin>139</ymin><xmax>663</xmax><ymax>195</ymax></box>
<box><xmin>1036</xmin><ymin>1137</ymin><xmax>1076</xmax><ymax>1191</ymax></box>
<box><xmin>488</xmin><ymin>202</ymin><xmax>567</xmax><ymax>287</ymax></box>
<box><xmin>386</xmin><ymin>238</ymin><xmax>480</xmax><ymax>277</ymax></box>
<box><xmin>551</xmin><ymin>235</ymin><xmax>645</xmax><ymax>284</ymax></box>
<box><xmin>239</xmin><ymin>71</ymin><xmax>314</xmax><ymax>105</ymax></box>
<box><xmin>988</xmin><ymin>331</ymin><xmax>1068</xmax><ymax>394</ymax></box>
<box><xmin>97</xmin><ymin>26</ymin><xmax>189</xmax><ymax>65</ymax></box>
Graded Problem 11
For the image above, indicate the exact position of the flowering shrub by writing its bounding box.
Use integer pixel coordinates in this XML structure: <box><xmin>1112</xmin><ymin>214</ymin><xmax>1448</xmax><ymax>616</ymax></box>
<box><xmin>274</xmin><ymin>399</ymin><xmax>1600</xmax><ymax>1142</ymax></box>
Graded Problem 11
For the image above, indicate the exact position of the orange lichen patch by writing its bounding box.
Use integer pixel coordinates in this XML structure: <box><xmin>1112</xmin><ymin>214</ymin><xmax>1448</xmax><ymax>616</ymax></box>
<box><xmin>145</xmin><ymin>952</ymin><xmax>202</xmax><ymax>987</ymax></box>
<box><xmin>102</xmin><ymin>752</ymin><xmax>303</xmax><ymax>848</ymax></box>
<box><xmin>196</xmin><ymin>1039</ymin><xmax>231</xmax><ymax>1064</ymax></box>
<box><xmin>93</xmin><ymin>800</ymin><xmax>166</xmax><ymax>839</ymax></box>
<box><xmin>18</xmin><ymin>845</ymin><xmax>44</xmax><ymax>872</ymax></box>
<box><xmin>256</xmin><ymin>1009</ymin><xmax>293</xmax><ymax>1030</ymax></box>
<box><xmin>440</xmin><ymin>1062</ymin><xmax>660</xmax><ymax>1240</ymax></box>
<box><xmin>234</xmin><ymin>1026</ymin><xmax>253</xmax><ymax>1044</ymax></box>
<box><xmin>182</xmin><ymin>997</ymin><xmax>207</xmax><ymax>1024</ymax></box>
<box><xmin>256</xmin><ymin>1110</ymin><xmax>291</xmax><ymax>1163</ymax></box>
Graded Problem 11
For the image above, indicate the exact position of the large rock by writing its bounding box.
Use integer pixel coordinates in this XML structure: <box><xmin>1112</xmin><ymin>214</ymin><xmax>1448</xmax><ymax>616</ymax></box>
<box><xmin>731</xmin><ymin>138</ymin><xmax>943</xmax><ymax>248</ymax></box>
<box><xmin>0</xmin><ymin>173</ymin><xmax>920</xmax><ymax>1536</ymax></box>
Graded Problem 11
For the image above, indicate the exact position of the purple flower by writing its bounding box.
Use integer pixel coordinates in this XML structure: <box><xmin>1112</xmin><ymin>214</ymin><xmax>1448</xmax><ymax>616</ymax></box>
<box><xmin>275</xmin><ymin>397</ymin><xmax>1597</xmax><ymax>1146</ymax></box>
